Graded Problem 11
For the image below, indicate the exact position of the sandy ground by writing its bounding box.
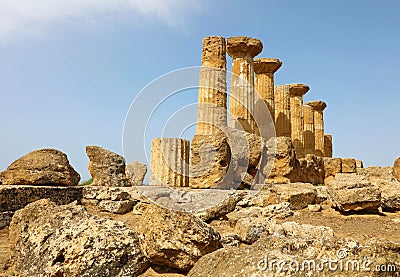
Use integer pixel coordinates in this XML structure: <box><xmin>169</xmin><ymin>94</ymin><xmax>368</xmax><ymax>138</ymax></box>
<box><xmin>278</xmin><ymin>208</ymin><xmax>400</xmax><ymax>244</ymax></box>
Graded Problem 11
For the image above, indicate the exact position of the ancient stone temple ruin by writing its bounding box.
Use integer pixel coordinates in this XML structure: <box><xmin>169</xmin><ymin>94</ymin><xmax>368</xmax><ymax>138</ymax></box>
<box><xmin>149</xmin><ymin>35</ymin><xmax>356</xmax><ymax>187</ymax></box>
<box><xmin>2</xmin><ymin>35</ymin><xmax>400</xmax><ymax>277</ymax></box>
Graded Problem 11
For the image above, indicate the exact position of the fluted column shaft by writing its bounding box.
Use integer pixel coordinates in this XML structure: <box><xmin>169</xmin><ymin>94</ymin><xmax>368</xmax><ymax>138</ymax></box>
<box><xmin>306</xmin><ymin>100</ymin><xmax>327</xmax><ymax>157</ymax></box>
<box><xmin>324</xmin><ymin>134</ymin><xmax>333</xmax><ymax>158</ymax></box>
<box><xmin>303</xmin><ymin>105</ymin><xmax>315</xmax><ymax>155</ymax></box>
<box><xmin>150</xmin><ymin>138</ymin><xmax>190</xmax><ymax>187</ymax></box>
<box><xmin>254</xmin><ymin>58</ymin><xmax>282</xmax><ymax>139</ymax></box>
<box><xmin>274</xmin><ymin>85</ymin><xmax>291</xmax><ymax>137</ymax></box>
<box><xmin>255</xmin><ymin>73</ymin><xmax>274</xmax><ymax>116</ymax></box>
<box><xmin>289</xmin><ymin>84</ymin><xmax>309</xmax><ymax>158</ymax></box>
<box><xmin>227</xmin><ymin>36</ymin><xmax>263</xmax><ymax>134</ymax></box>
<box><xmin>196</xmin><ymin>36</ymin><xmax>227</xmax><ymax>136</ymax></box>
<box><xmin>230</xmin><ymin>56</ymin><xmax>254</xmax><ymax>133</ymax></box>
<box><xmin>313</xmin><ymin>110</ymin><xmax>324</xmax><ymax>156</ymax></box>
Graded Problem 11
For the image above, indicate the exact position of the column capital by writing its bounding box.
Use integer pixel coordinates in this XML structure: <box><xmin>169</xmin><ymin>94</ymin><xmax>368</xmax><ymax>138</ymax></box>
<box><xmin>306</xmin><ymin>100</ymin><xmax>327</xmax><ymax>111</ymax></box>
<box><xmin>254</xmin><ymin>58</ymin><xmax>282</xmax><ymax>74</ymax></box>
<box><xmin>227</xmin><ymin>36</ymin><xmax>263</xmax><ymax>58</ymax></box>
<box><xmin>288</xmin><ymin>83</ymin><xmax>310</xmax><ymax>97</ymax></box>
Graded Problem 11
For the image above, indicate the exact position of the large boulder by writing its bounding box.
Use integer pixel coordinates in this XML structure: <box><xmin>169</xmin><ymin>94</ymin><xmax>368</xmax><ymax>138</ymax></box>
<box><xmin>0</xmin><ymin>149</ymin><xmax>80</xmax><ymax>186</ymax></box>
<box><xmin>266</xmin><ymin>183</ymin><xmax>317</xmax><ymax>210</ymax></box>
<box><xmin>225</xmin><ymin>129</ymin><xmax>263</xmax><ymax>188</ymax></box>
<box><xmin>126</xmin><ymin>161</ymin><xmax>147</xmax><ymax>186</ymax></box>
<box><xmin>264</xmin><ymin>137</ymin><xmax>298</xmax><ymax>184</ymax></box>
<box><xmin>9</xmin><ymin>199</ymin><xmax>149</xmax><ymax>276</ymax></box>
<box><xmin>327</xmin><ymin>174</ymin><xmax>381</xmax><ymax>212</ymax></box>
<box><xmin>378</xmin><ymin>181</ymin><xmax>400</xmax><ymax>211</ymax></box>
<box><xmin>138</xmin><ymin>204</ymin><xmax>221</xmax><ymax>272</ymax></box>
<box><xmin>393</xmin><ymin>157</ymin><xmax>400</xmax><ymax>182</ymax></box>
<box><xmin>261</xmin><ymin>137</ymin><xmax>324</xmax><ymax>185</ymax></box>
<box><xmin>189</xmin><ymin>133</ymin><xmax>232</xmax><ymax>189</ymax></box>
<box><xmin>86</xmin><ymin>146</ymin><xmax>130</xmax><ymax>187</ymax></box>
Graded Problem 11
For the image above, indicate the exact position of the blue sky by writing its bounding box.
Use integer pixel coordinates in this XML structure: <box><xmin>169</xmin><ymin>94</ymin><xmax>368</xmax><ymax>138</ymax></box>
<box><xmin>1</xmin><ymin>0</ymin><xmax>399</xmax><ymax>181</ymax></box>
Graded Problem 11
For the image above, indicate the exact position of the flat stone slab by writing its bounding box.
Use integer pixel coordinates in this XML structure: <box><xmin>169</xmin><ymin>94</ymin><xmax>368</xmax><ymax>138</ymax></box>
<box><xmin>82</xmin><ymin>185</ymin><xmax>320</xmax><ymax>213</ymax></box>
<box><xmin>83</xmin><ymin>186</ymin><xmax>248</xmax><ymax>214</ymax></box>
<box><xmin>326</xmin><ymin>174</ymin><xmax>381</xmax><ymax>212</ymax></box>
<box><xmin>0</xmin><ymin>185</ymin><xmax>83</xmax><ymax>212</ymax></box>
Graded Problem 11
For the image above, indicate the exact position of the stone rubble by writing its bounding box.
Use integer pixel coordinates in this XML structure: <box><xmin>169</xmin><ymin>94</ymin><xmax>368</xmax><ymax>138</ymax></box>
<box><xmin>86</xmin><ymin>146</ymin><xmax>130</xmax><ymax>187</ymax></box>
<box><xmin>126</xmin><ymin>161</ymin><xmax>147</xmax><ymax>186</ymax></box>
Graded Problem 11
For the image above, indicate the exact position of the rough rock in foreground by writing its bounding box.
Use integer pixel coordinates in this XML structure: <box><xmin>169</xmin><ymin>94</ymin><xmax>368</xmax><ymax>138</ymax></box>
<box><xmin>9</xmin><ymin>199</ymin><xmax>149</xmax><ymax>276</ymax></box>
<box><xmin>0</xmin><ymin>148</ymin><xmax>80</xmax><ymax>186</ymax></box>
<box><xmin>138</xmin><ymin>204</ymin><xmax>221</xmax><ymax>272</ymax></box>
<box><xmin>189</xmin><ymin>222</ymin><xmax>400</xmax><ymax>276</ymax></box>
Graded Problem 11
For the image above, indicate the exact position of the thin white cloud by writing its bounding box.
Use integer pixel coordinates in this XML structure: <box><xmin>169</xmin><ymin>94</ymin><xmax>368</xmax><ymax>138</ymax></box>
<box><xmin>0</xmin><ymin>0</ymin><xmax>200</xmax><ymax>42</ymax></box>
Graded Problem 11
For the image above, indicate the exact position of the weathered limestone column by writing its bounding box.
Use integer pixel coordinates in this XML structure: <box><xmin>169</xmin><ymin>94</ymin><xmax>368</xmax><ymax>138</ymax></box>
<box><xmin>303</xmin><ymin>105</ymin><xmax>315</xmax><ymax>155</ymax></box>
<box><xmin>253</xmin><ymin>58</ymin><xmax>282</xmax><ymax>138</ymax></box>
<box><xmin>150</xmin><ymin>138</ymin><xmax>190</xmax><ymax>187</ymax></box>
<box><xmin>306</xmin><ymin>101</ymin><xmax>327</xmax><ymax>157</ymax></box>
<box><xmin>324</xmin><ymin>134</ymin><xmax>333</xmax><ymax>158</ymax></box>
<box><xmin>227</xmin><ymin>36</ymin><xmax>263</xmax><ymax>134</ymax></box>
<box><xmin>190</xmin><ymin>133</ymin><xmax>232</xmax><ymax>189</ymax></box>
<box><xmin>289</xmin><ymin>84</ymin><xmax>310</xmax><ymax>158</ymax></box>
<box><xmin>196</xmin><ymin>36</ymin><xmax>227</xmax><ymax>135</ymax></box>
<box><xmin>274</xmin><ymin>85</ymin><xmax>291</xmax><ymax>137</ymax></box>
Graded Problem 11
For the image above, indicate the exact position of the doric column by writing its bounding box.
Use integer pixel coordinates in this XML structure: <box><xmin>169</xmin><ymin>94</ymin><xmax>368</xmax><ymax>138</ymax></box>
<box><xmin>303</xmin><ymin>105</ymin><xmax>315</xmax><ymax>155</ymax></box>
<box><xmin>289</xmin><ymin>84</ymin><xmax>310</xmax><ymax>158</ymax></box>
<box><xmin>196</xmin><ymin>36</ymin><xmax>227</xmax><ymax>135</ymax></box>
<box><xmin>227</xmin><ymin>36</ymin><xmax>263</xmax><ymax>134</ymax></box>
<box><xmin>306</xmin><ymin>101</ymin><xmax>327</xmax><ymax>157</ymax></box>
<box><xmin>274</xmin><ymin>85</ymin><xmax>291</xmax><ymax>137</ymax></box>
<box><xmin>324</xmin><ymin>134</ymin><xmax>333</xmax><ymax>158</ymax></box>
<box><xmin>253</xmin><ymin>58</ymin><xmax>282</xmax><ymax>138</ymax></box>
<box><xmin>150</xmin><ymin>138</ymin><xmax>190</xmax><ymax>187</ymax></box>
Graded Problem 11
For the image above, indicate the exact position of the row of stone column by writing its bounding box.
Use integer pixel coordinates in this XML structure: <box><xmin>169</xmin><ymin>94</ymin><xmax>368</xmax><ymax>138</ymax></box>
<box><xmin>196</xmin><ymin>36</ymin><xmax>265</xmax><ymax>135</ymax></box>
<box><xmin>273</xmin><ymin>84</ymin><xmax>331</xmax><ymax>158</ymax></box>
<box><xmin>196</xmin><ymin>35</ymin><xmax>332</xmax><ymax>158</ymax></box>
<box><xmin>149</xmin><ymin>35</ymin><xmax>333</xmax><ymax>187</ymax></box>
